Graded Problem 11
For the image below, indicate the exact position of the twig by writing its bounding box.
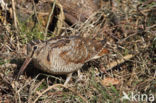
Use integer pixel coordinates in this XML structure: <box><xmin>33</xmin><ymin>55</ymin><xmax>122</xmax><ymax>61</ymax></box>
<box><xmin>32</xmin><ymin>0</ymin><xmax>42</xmax><ymax>30</ymax></box>
<box><xmin>118</xmin><ymin>32</ymin><xmax>137</xmax><ymax>44</ymax></box>
<box><xmin>102</xmin><ymin>54</ymin><xmax>134</xmax><ymax>72</ymax></box>
<box><xmin>16</xmin><ymin>5</ymin><xmax>49</xmax><ymax>15</ymax></box>
<box><xmin>28</xmin><ymin>78</ymin><xmax>44</xmax><ymax>103</ymax></box>
<box><xmin>146</xmin><ymin>24</ymin><xmax>156</xmax><ymax>30</ymax></box>
<box><xmin>44</xmin><ymin>0</ymin><xmax>56</xmax><ymax>40</ymax></box>
<box><xmin>11</xmin><ymin>0</ymin><xmax>18</xmax><ymax>29</ymax></box>
<box><xmin>33</xmin><ymin>84</ymin><xmax>88</xmax><ymax>103</ymax></box>
<box><xmin>137</xmin><ymin>4</ymin><xmax>147</xmax><ymax>30</ymax></box>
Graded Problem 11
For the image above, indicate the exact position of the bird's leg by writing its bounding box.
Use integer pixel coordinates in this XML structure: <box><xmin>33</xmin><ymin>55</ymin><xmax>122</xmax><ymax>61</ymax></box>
<box><xmin>77</xmin><ymin>69</ymin><xmax>81</xmax><ymax>77</ymax></box>
<box><xmin>76</xmin><ymin>69</ymin><xmax>84</xmax><ymax>83</ymax></box>
<box><xmin>64</xmin><ymin>73</ymin><xmax>72</xmax><ymax>86</ymax></box>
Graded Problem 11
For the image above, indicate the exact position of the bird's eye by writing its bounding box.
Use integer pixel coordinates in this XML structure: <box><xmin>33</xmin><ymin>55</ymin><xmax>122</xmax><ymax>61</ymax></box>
<box><xmin>33</xmin><ymin>46</ymin><xmax>38</xmax><ymax>50</ymax></box>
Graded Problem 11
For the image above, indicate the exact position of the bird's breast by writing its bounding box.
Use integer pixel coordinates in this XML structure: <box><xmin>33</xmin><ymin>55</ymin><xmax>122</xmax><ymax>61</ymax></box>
<box><xmin>32</xmin><ymin>47</ymin><xmax>83</xmax><ymax>75</ymax></box>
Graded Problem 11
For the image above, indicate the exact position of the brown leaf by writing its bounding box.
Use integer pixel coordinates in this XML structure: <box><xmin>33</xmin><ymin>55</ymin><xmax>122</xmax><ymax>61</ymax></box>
<box><xmin>101</xmin><ymin>77</ymin><xmax>120</xmax><ymax>86</ymax></box>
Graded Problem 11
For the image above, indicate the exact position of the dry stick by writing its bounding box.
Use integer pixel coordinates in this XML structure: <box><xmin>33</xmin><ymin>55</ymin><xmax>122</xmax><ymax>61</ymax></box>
<box><xmin>102</xmin><ymin>54</ymin><xmax>134</xmax><ymax>72</ymax></box>
<box><xmin>44</xmin><ymin>0</ymin><xmax>56</xmax><ymax>40</ymax></box>
<box><xmin>11</xmin><ymin>0</ymin><xmax>18</xmax><ymax>29</ymax></box>
<box><xmin>33</xmin><ymin>84</ymin><xmax>88</xmax><ymax>103</ymax></box>
<box><xmin>16</xmin><ymin>5</ymin><xmax>49</xmax><ymax>15</ymax></box>
<box><xmin>146</xmin><ymin>24</ymin><xmax>156</xmax><ymax>30</ymax></box>
<box><xmin>105</xmin><ymin>23</ymin><xmax>156</xmax><ymax>71</ymax></box>
<box><xmin>11</xmin><ymin>81</ymin><xmax>23</xmax><ymax>103</ymax></box>
<box><xmin>28</xmin><ymin>79</ymin><xmax>44</xmax><ymax>103</ymax></box>
<box><xmin>32</xmin><ymin>0</ymin><xmax>42</xmax><ymax>30</ymax></box>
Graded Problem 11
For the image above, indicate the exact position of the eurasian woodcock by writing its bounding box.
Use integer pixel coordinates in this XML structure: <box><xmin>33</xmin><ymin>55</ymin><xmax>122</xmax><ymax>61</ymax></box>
<box><xmin>17</xmin><ymin>36</ymin><xmax>109</xmax><ymax>86</ymax></box>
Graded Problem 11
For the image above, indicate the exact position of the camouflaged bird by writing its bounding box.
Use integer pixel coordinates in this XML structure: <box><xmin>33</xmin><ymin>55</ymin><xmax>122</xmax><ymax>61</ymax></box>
<box><xmin>17</xmin><ymin>36</ymin><xmax>109</xmax><ymax>86</ymax></box>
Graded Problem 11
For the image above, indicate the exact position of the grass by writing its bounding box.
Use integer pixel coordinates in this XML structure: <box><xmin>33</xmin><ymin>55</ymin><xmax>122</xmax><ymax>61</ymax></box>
<box><xmin>18</xmin><ymin>21</ymin><xmax>45</xmax><ymax>44</ymax></box>
<box><xmin>0</xmin><ymin>0</ymin><xmax>156</xmax><ymax>103</ymax></box>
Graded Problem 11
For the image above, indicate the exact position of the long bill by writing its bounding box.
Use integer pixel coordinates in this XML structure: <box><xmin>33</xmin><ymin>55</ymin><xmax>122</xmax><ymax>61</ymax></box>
<box><xmin>16</xmin><ymin>57</ymin><xmax>32</xmax><ymax>79</ymax></box>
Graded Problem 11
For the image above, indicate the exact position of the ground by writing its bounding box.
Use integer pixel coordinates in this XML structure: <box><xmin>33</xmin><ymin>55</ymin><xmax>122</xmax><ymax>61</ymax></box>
<box><xmin>0</xmin><ymin>0</ymin><xmax>156</xmax><ymax>103</ymax></box>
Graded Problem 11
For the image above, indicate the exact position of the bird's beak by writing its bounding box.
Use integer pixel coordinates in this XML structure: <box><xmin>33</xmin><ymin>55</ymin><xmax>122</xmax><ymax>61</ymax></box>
<box><xmin>16</xmin><ymin>57</ymin><xmax>32</xmax><ymax>79</ymax></box>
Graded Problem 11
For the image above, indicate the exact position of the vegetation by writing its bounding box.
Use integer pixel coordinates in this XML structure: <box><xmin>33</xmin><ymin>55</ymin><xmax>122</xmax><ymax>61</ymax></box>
<box><xmin>0</xmin><ymin>0</ymin><xmax>155</xmax><ymax>103</ymax></box>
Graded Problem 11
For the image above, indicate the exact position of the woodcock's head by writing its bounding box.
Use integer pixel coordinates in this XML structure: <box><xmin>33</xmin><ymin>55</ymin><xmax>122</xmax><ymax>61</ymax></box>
<box><xmin>16</xmin><ymin>40</ymin><xmax>45</xmax><ymax>79</ymax></box>
<box><xmin>25</xmin><ymin>40</ymin><xmax>45</xmax><ymax>58</ymax></box>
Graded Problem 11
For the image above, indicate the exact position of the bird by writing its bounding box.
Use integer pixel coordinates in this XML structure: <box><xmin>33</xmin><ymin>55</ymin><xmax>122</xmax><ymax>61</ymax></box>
<box><xmin>17</xmin><ymin>36</ymin><xmax>109</xmax><ymax>86</ymax></box>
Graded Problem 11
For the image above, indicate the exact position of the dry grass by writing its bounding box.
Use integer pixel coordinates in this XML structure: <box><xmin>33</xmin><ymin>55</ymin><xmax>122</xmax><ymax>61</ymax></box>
<box><xmin>0</xmin><ymin>0</ymin><xmax>156</xmax><ymax>103</ymax></box>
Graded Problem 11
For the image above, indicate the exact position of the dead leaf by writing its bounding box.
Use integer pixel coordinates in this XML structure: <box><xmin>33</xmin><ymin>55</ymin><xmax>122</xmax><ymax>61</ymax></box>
<box><xmin>101</xmin><ymin>77</ymin><xmax>120</xmax><ymax>86</ymax></box>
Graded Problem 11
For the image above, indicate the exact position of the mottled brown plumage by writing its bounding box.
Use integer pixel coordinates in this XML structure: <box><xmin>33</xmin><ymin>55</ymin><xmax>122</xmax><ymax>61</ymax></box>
<box><xmin>17</xmin><ymin>36</ymin><xmax>108</xmax><ymax>86</ymax></box>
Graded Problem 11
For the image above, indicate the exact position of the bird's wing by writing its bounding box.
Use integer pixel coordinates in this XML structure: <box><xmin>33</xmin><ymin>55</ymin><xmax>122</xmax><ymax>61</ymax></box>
<box><xmin>58</xmin><ymin>37</ymin><xmax>90</xmax><ymax>64</ymax></box>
